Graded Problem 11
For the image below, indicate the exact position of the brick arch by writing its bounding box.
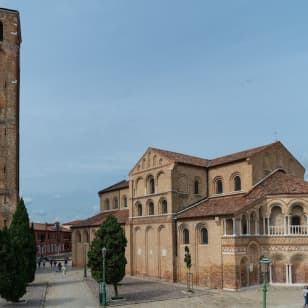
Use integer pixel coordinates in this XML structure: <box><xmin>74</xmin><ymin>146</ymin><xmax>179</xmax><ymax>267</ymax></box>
<box><xmin>287</xmin><ymin>200</ymin><xmax>308</xmax><ymax>215</ymax></box>
<box><xmin>247</xmin><ymin>241</ymin><xmax>260</xmax><ymax>286</ymax></box>
<box><xmin>290</xmin><ymin>253</ymin><xmax>308</xmax><ymax>284</ymax></box>
<box><xmin>178</xmin><ymin>223</ymin><xmax>190</xmax><ymax>245</ymax></box>
<box><xmin>134</xmin><ymin>227</ymin><xmax>143</xmax><ymax>275</ymax></box>
<box><xmin>135</xmin><ymin>177</ymin><xmax>144</xmax><ymax>196</ymax></box>
<box><xmin>240</xmin><ymin>256</ymin><xmax>248</xmax><ymax>288</ymax></box>
<box><xmin>145</xmin><ymin>226</ymin><xmax>155</xmax><ymax>276</ymax></box>
<box><xmin>157</xmin><ymin>225</ymin><xmax>168</xmax><ymax>279</ymax></box>
<box><xmin>270</xmin><ymin>253</ymin><xmax>287</xmax><ymax>283</ymax></box>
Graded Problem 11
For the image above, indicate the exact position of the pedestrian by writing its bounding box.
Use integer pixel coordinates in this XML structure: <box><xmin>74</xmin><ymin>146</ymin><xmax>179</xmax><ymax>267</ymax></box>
<box><xmin>38</xmin><ymin>261</ymin><xmax>41</xmax><ymax>268</ymax></box>
<box><xmin>62</xmin><ymin>265</ymin><xmax>66</xmax><ymax>277</ymax></box>
<box><xmin>54</xmin><ymin>260</ymin><xmax>57</xmax><ymax>267</ymax></box>
<box><xmin>50</xmin><ymin>259</ymin><xmax>53</xmax><ymax>267</ymax></box>
<box><xmin>304</xmin><ymin>285</ymin><xmax>308</xmax><ymax>307</ymax></box>
<box><xmin>43</xmin><ymin>261</ymin><xmax>45</xmax><ymax>268</ymax></box>
<box><xmin>57</xmin><ymin>262</ymin><xmax>62</xmax><ymax>272</ymax></box>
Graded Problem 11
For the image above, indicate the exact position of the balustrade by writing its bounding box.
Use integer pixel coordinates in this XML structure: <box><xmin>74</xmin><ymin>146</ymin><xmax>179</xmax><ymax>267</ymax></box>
<box><xmin>269</xmin><ymin>224</ymin><xmax>308</xmax><ymax>235</ymax></box>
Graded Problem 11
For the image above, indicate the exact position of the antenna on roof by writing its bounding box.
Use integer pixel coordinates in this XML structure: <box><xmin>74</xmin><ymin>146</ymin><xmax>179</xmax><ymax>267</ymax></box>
<box><xmin>274</xmin><ymin>131</ymin><xmax>278</xmax><ymax>141</ymax></box>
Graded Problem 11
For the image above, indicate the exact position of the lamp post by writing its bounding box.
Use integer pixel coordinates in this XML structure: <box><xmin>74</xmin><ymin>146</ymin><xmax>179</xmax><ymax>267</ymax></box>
<box><xmin>83</xmin><ymin>243</ymin><xmax>87</xmax><ymax>279</ymax></box>
<box><xmin>101</xmin><ymin>247</ymin><xmax>107</xmax><ymax>306</ymax></box>
<box><xmin>260</xmin><ymin>257</ymin><xmax>271</xmax><ymax>308</ymax></box>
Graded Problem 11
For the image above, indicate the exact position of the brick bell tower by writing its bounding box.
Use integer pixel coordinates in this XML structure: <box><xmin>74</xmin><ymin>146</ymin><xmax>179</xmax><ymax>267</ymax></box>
<box><xmin>0</xmin><ymin>8</ymin><xmax>21</xmax><ymax>227</ymax></box>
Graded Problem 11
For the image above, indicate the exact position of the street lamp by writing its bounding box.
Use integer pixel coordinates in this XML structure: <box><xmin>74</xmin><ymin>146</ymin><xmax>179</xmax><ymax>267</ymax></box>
<box><xmin>83</xmin><ymin>243</ymin><xmax>87</xmax><ymax>279</ymax></box>
<box><xmin>101</xmin><ymin>247</ymin><xmax>107</xmax><ymax>306</ymax></box>
<box><xmin>260</xmin><ymin>257</ymin><xmax>271</xmax><ymax>308</ymax></box>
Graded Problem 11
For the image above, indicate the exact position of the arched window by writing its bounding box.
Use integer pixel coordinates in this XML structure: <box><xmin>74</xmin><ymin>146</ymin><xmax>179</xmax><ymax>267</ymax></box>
<box><xmin>0</xmin><ymin>21</ymin><xmax>3</xmax><ymax>41</ymax></box>
<box><xmin>150</xmin><ymin>178</ymin><xmax>155</xmax><ymax>194</ymax></box>
<box><xmin>105</xmin><ymin>199</ymin><xmax>110</xmax><ymax>210</ymax></box>
<box><xmin>183</xmin><ymin>229</ymin><xmax>189</xmax><ymax>244</ymax></box>
<box><xmin>148</xmin><ymin>202</ymin><xmax>154</xmax><ymax>215</ymax></box>
<box><xmin>153</xmin><ymin>155</ymin><xmax>157</xmax><ymax>166</ymax></box>
<box><xmin>200</xmin><ymin>228</ymin><xmax>208</xmax><ymax>244</ymax></box>
<box><xmin>194</xmin><ymin>179</ymin><xmax>200</xmax><ymax>194</ymax></box>
<box><xmin>216</xmin><ymin>178</ymin><xmax>223</xmax><ymax>194</ymax></box>
<box><xmin>234</xmin><ymin>175</ymin><xmax>241</xmax><ymax>191</ymax></box>
<box><xmin>113</xmin><ymin>197</ymin><xmax>119</xmax><ymax>209</ymax></box>
<box><xmin>123</xmin><ymin>196</ymin><xmax>127</xmax><ymax>208</ymax></box>
<box><xmin>137</xmin><ymin>204</ymin><xmax>142</xmax><ymax>216</ymax></box>
<box><xmin>76</xmin><ymin>231</ymin><xmax>81</xmax><ymax>243</ymax></box>
<box><xmin>161</xmin><ymin>200</ymin><xmax>168</xmax><ymax>214</ymax></box>
<box><xmin>147</xmin><ymin>175</ymin><xmax>155</xmax><ymax>194</ymax></box>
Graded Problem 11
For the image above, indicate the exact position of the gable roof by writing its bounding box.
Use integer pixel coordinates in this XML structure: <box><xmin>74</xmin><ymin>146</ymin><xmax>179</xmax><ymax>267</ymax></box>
<box><xmin>70</xmin><ymin>209</ymin><xmax>129</xmax><ymax>228</ymax></box>
<box><xmin>176</xmin><ymin>169</ymin><xmax>308</xmax><ymax>219</ymax></box>
<box><xmin>209</xmin><ymin>142</ymin><xmax>279</xmax><ymax>167</ymax></box>
<box><xmin>150</xmin><ymin>147</ymin><xmax>209</xmax><ymax>167</ymax></box>
<box><xmin>132</xmin><ymin>142</ymin><xmax>292</xmax><ymax>171</ymax></box>
<box><xmin>98</xmin><ymin>180</ymin><xmax>129</xmax><ymax>194</ymax></box>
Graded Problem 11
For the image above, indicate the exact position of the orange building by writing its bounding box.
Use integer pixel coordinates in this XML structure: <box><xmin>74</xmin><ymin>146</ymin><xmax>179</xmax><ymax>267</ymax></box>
<box><xmin>33</xmin><ymin>222</ymin><xmax>72</xmax><ymax>258</ymax></box>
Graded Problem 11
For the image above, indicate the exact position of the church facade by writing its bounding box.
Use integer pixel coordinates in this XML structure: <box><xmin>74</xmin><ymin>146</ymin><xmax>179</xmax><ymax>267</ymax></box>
<box><xmin>0</xmin><ymin>8</ymin><xmax>21</xmax><ymax>227</ymax></box>
<box><xmin>72</xmin><ymin>141</ymin><xmax>308</xmax><ymax>289</ymax></box>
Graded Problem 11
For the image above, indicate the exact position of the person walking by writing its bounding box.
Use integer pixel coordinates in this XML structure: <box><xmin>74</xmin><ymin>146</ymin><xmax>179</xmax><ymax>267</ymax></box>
<box><xmin>62</xmin><ymin>265</ymin><xmax>66</xmax><ymax>277</ymax></box>
<box><xmin>304</xmin><ymin>285</ymin><xmax>308</xmax><ymax>307</ymax></box>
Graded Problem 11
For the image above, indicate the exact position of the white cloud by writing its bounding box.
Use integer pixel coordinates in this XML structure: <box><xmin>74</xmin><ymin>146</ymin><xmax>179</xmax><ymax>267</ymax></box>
<box><xmin>23</xmin><ymin>197</ymin><xmax>33</xmax><ymax>204</ymax></box>
<box><xmin>32</xmin><ymin>210</ymin><xmax>47</xmax><ymax>217</ymax></box>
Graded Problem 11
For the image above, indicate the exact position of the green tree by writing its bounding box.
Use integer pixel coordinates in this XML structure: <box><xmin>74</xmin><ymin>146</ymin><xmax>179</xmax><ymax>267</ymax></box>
<box><xmin>10</xmin><ymin>198</ymin><xmax>37</xmax><ymax>283</ymax></box>
<box><xmin>0</xmin><ymin>226</ymin><xmax>26</xmax><ymax>302</ymax></box>
<box><xmin>26</xmin><ymin>223</ymin><xmax>37</xmax><ymax>283</ymax></box>
<box><xmin>184</xmin><ymin>246</ymin><xmax>192</xmax><ymax>271</ymax></box>
<box><xmin>88</xmin><ymin>215</ymin><xmax>127</xmax><ymax>298</ymax></box>
<box><xmin>0</xmin><ymin>198</ymin><xmax>37</xmax><ymax>302</ymax></box>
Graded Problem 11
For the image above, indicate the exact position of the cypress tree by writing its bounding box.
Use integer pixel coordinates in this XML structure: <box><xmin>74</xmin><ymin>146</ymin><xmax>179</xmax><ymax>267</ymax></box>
<box><xmin>0</xmin><ymin>198</ymin><xmax>36</xmax><ymax>302</ymax></box>
<box><xmin>88</xmin><ymin>215</ymin><xmax>127</xmax><ymax>298</ymax></box>
<box><xmin>0</xmin><ymin>226</ymin><xmax>26</xmax><ymax>302</ymax></box>
<box><xmin>26</xmin><ymin>223</ymin><xmax>37</xmax><ymax>283</ymax></box>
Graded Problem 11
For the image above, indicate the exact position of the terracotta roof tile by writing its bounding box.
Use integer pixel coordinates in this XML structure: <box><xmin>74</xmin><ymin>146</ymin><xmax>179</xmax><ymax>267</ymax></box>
<box><xmin>71</xmin><ymin>209</ymin><xmax>129</xmax><ymax>228</ymax></box>
<box><xmin>209</xmin><ymin>141</ymin><xmax>280</xmax><ymax>167</ymax></box>
<box><xmin>150</xmin><ymin>142</ymin><xmax>282</xmax><ymax>169</ymax></box>
<box><xmin>98</xmin><ymin>180</ymin><xmax>129</xmax><ymax>194</ymax></box>
<box><xmin>151</xmin><ymin>148</ymin><xmax>209</xmax><ymax>167</ymax></box>
<box><xmin>32</xmin><ymin>222</ymin><xmax>70</xmax><ymax>232</ymax></box>
<box><xmin>177</xmin><ymin>170</ymin><xmax>308</xmax><ymax>219</ymax></box>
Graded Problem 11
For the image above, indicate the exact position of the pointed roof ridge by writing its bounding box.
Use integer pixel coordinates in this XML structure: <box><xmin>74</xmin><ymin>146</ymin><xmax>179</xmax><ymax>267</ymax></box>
<box><xmin>149</xmin><ymin>147</ymin><xmax>209</xmax><ymax>167</ymax></box>
<box><xmin>70</xmin><ymin>209</ymin><xmax>129</xmax><ymax>228</ymax></box>
<box><xmin>208</xmin><ymin>141</ymin><xmax>281</xmax><ymax>167</ymax></box>
<box><xmin>98</xmin><ymin>179</ymin><xmax>129</xmax><ymax>194</ymax></box>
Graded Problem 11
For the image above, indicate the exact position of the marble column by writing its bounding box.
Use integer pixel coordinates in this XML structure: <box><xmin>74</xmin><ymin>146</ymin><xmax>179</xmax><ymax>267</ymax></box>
<box><xmin>232</xmin><ymin>218</ymin><xmax>236</xmax><ymax>236</ymax></box>
<box><xmin>285</xmin><ymin>264</ymin><xmax>289</xmax><ymax>284</ymax></box>
<box><xmin>288</xmin><ymin>264</ymin><xmax>292</xmax><ymax>284</ymax></box>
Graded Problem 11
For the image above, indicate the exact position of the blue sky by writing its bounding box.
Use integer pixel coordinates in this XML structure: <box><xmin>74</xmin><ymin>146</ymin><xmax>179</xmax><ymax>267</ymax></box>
<box><xmin>2</xmin><ymin>1</ymin><xmax>308</xmax><ymax>223</ymax></box>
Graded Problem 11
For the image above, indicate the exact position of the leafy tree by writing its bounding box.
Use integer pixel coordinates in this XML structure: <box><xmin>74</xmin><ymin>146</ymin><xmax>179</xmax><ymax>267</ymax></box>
<box><xmin>88</xmin><ymin>215</ymin><xmax>127</xmax><ymax>298</ymax></box>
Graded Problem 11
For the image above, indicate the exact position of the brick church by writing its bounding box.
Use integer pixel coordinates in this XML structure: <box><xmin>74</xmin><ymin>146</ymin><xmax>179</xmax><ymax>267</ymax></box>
<box><xmin>72</xmin><ymin>141</ymin><xmax>308</xmax><ymax>289</ymax></box>
<box><xmin>0</xmin><ymin>8</ymin><xmax>21</xmax><ymax>227</ymax></box>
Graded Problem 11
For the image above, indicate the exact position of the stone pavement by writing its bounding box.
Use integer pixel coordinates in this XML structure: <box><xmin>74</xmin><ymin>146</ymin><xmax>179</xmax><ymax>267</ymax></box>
<box><xmin>0</xmin><ymin>264</ymin><xmax>305</xmax><ymax>307</ymax></box>
<box><xmin>87</xmin><ymin>275</ymin><xmax>304</xmax><ymax>308</ymax></box>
